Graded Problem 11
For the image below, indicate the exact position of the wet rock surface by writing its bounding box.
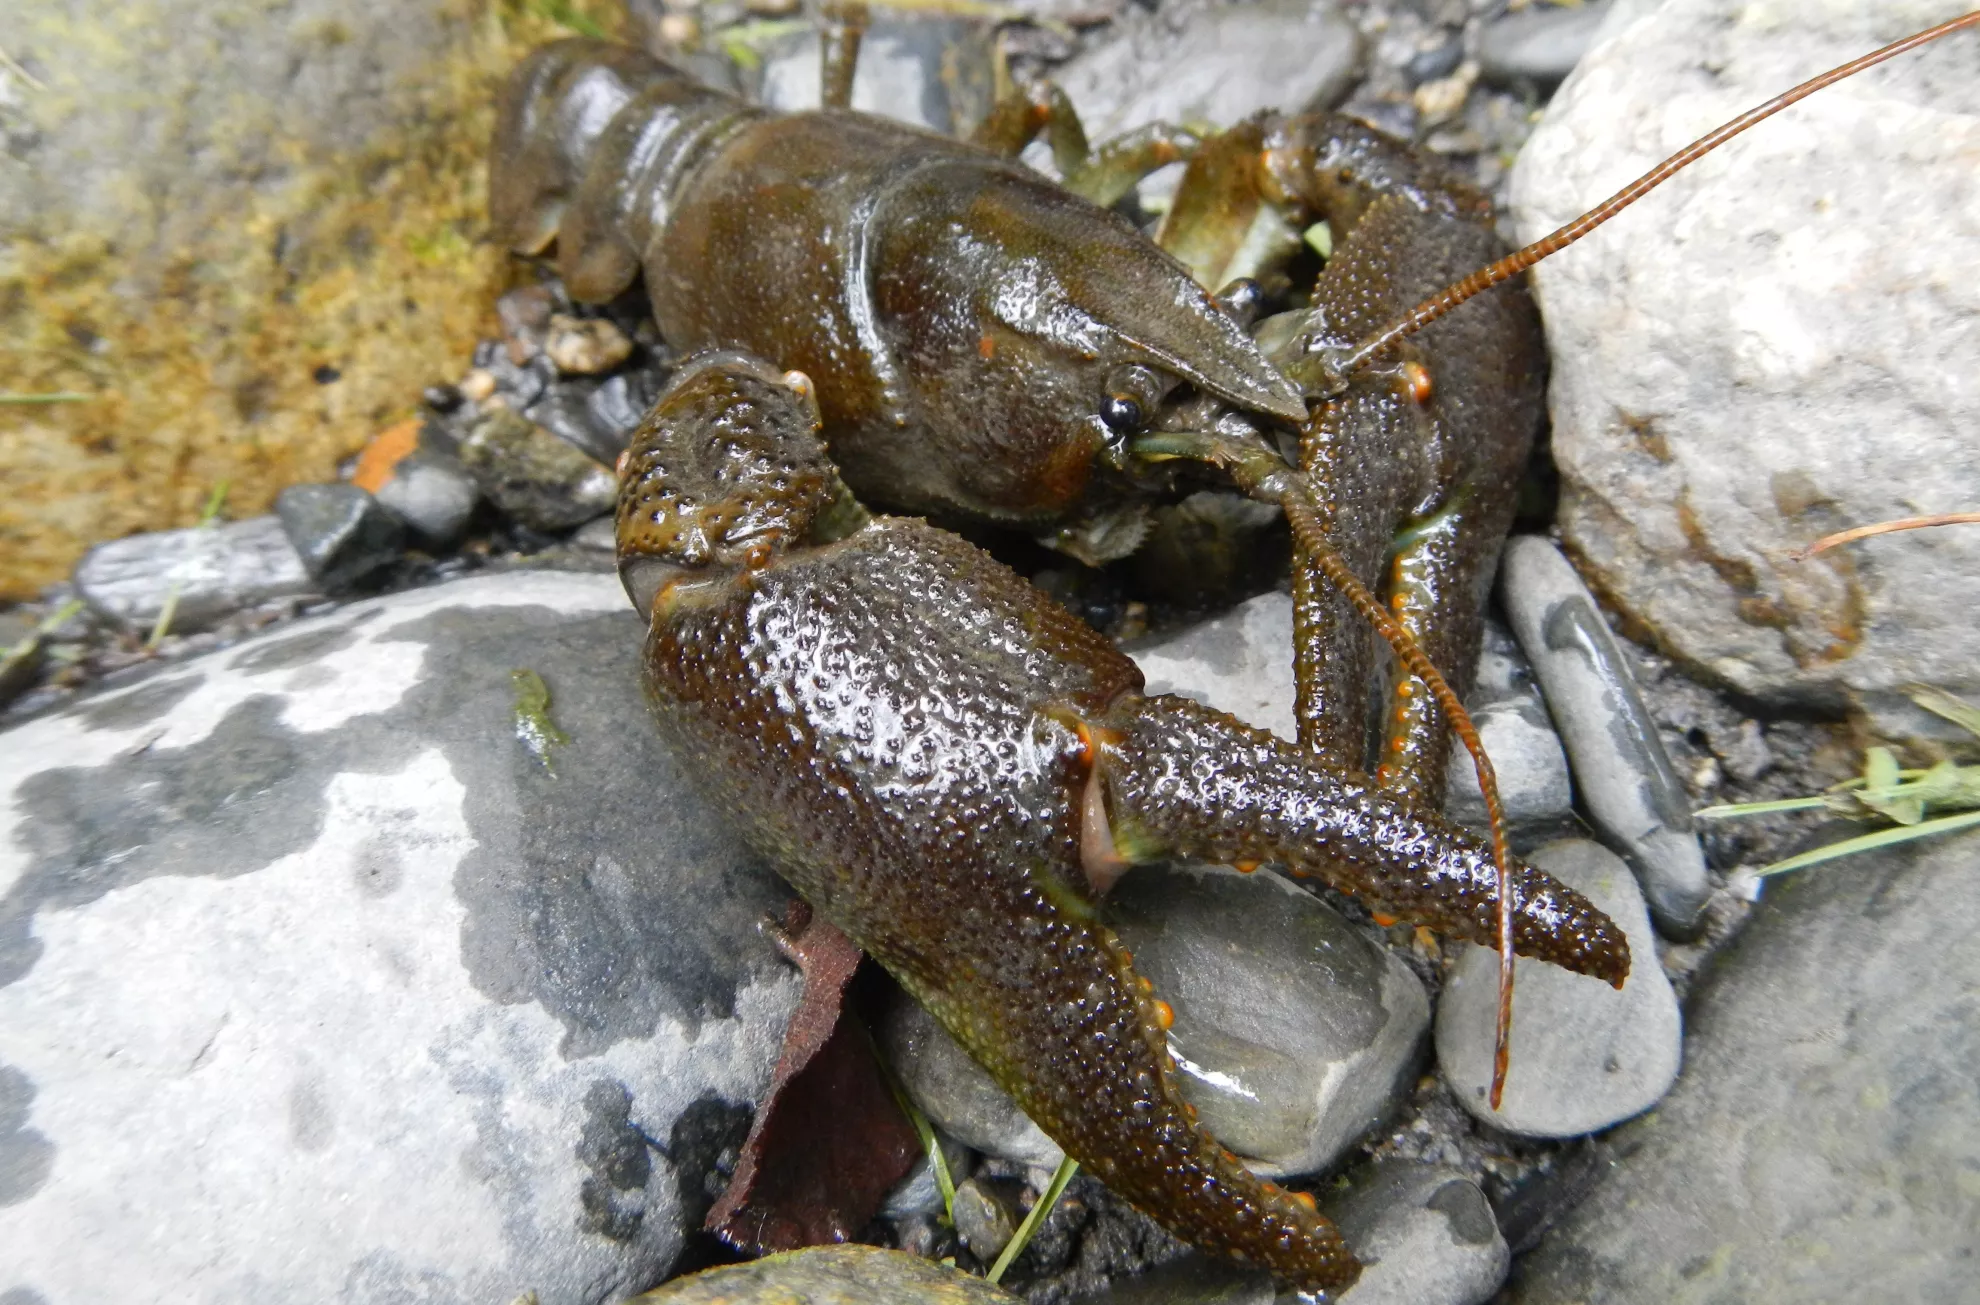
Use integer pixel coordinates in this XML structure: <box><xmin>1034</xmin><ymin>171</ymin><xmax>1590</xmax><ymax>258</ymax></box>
<box><xmin>1512</xmin><ymin>829</ymin><xmax>1980</xmax><ymax>1303</ymax></box>
<box><xmin>1106</xmin><ymin>864</ymin><xmax>1429</xmax><ymax>1177</ymax></box>
<box><xmin>1130</xmin><ymin>592</ymin><xmax>1298</xmax><ymax>743</ymax></box>
<box><xmin>1435</xmin><ymin>839</ymin><xmax>1681</xmax><ymax>1138</ymax></box>
<box><xmin>275</xmin><ymin>482</ymin><xmax>406</xmax><ymax>592</ymax></box>
<box><xmin>1510</xmin><ymin>0</ymin><xmax>1980</xmax><ymax>747</ymax></box>
<box><xmin>634</xmin><ymin>1244</ymin><xmax>1018</xmax><ymax>1304</ymax></box>
<box><xmin>884</xmin><ymin>860</ymin><xmax>1431</xmax><ymax>1182</ymax></box>
<box><xmin>72</xmin><ymin>516</ymin><xmax>322</xmax><ymax>633</ymax></box>
<box><xmin>882</xmin><ymin>996</ymin><xmax>1066</xmax><ymax>1171</ymax></box>
<box><xmin>0</xmin><ymin>572</ymin><xmax>799</xmax><ymax>1304</ymax></box>
<box><xmin>1502</xmin><ymin>536</ymin><xmax>1711</xmax><ymax>937</ymax></box>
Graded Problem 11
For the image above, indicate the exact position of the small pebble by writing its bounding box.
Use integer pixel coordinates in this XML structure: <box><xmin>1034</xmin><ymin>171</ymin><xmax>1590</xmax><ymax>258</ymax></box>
<box><xmin>372</xmin><ymin>453</ymin><xmax>481</xmax><ymax>548</ymax></box>
<box><xmin>1434</xmin><ymin>838</ymin><xmax>1681</xmax><ymax>1138</ymax></box>
<box><xmin>1500</xmin><ymin>537</ymin><xmax>1711</xmax><ymax>937</ymax></box>
<box><xmin>543</xmin><ymin>313</ymin><xmax>634</xmax><ymax>376</ymax></box>
<box><xmin>422</xmin><ymin>382</ymin><xmax>465</xmax><ymax>413</ymax></box>
<box><xmin>496</xmin><ymin>283</ymin><xmax>559</xmax><ymax>362</ymax></box>
<box><xmin>588</xmin><ymin>368</ymin><xmax>668</xmax><ymax>445</ymax></box>
<box><xmin>529</xmin><ymin>386</ymin><xmax>622</xmax><ymax>465</ymax></box>
<box><xmin>1411</xmin><ymin>60</ymin><xmax>1478</xmax><ymax>128</ymax></box>
<box><xmin>459</xmin><ymin>407</ymin><xmax>619</xmax><ymax>532</ymax></box>
<box><xmin>275</xmin><ymin>483</ymin><xmax>406</xmax><ymax>592</ymax></box>
<box><xmin>1441</xmin><ymin>697</ymin><xmax>1573</xmax><ymax>836</ymax></box>
<box><xmin>951</xmin><ymin>1178</ymin><xmax>1020</xmax><ymax>1264</ymax></box>
<box><xmin>458</xmin><ymin>369</ymin><xmax>497</xmax><ymax>404</ymax></box>
<box><xmin>572</xmin><ymin>516</ymin><xmax>619</xmax><ymax>554</ymax></box>
<box><xmin>881</xmin><ymin>995</ymin><xmax>1065</xmax><ymax>1170</ymax></box>
<box><xmin>1478</xmin><ymin>0</ymin><xmax>1613</xmax><ymax>87</ymax></box>
<box><xmin>881</xmin><ymin>1137</ymin><xmax>971</xmax><ymax>1220</ymax></box>
<box><xmin>72</xmin><ymin>516</ymin><xmax>320</xmax><ymax>632</ymax></box>
<box><xmin>1325</xmin><ymin>1161</ymin><xmax>1508</xmax><ymax>1305</ymax></box>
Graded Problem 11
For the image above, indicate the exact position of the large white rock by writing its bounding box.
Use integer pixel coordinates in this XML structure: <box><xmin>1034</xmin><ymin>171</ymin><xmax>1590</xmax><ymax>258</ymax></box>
<box><xmin>0</xmin><ymin>572</ymin><xmax>800</xmax><ymax>1305</ymax></box>
<box><xmin>1509</xmin><ymin>0</ymin><xmax>1980</xmax><ymax>746</ymax></box>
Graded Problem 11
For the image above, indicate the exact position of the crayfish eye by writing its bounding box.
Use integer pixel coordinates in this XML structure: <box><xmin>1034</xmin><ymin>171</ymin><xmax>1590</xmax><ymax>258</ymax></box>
<box><xmin>1100</xmin><ymin>394</ymin><xmax>1145</xmax><ymax>434</ymax></box>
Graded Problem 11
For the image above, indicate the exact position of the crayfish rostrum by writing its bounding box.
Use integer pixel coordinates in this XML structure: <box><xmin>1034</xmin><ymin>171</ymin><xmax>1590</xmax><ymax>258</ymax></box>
<box><xmin>492</xmin><ymin>8</ymin><xmax>1977</xmax><ymax>1292</ymax></box>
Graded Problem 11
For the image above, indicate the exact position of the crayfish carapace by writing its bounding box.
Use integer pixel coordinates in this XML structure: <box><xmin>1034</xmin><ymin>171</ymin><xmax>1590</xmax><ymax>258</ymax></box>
<box><xmin>614</xmin><ymin>352</ymin><xmax>1627</xmax><ymax>1292</ymax></box>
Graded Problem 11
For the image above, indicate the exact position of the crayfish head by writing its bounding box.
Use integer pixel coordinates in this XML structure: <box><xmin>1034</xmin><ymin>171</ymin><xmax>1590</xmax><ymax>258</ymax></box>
<box><xmin>614</xmin><ymin>350</ymin><xmax>861</xmax><ymax>619</ymax></box>
<box><xmin>863</xmin><ymin>163</ymin><xmax>1306</xmax><ymax>522</ymax></box>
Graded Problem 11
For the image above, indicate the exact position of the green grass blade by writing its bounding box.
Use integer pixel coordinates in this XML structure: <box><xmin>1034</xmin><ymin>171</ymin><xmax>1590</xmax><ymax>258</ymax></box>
<box><xmin>146</xmin><ymin>583</ymin><xmax>184</xmax><ymax>651</ymax></box>
<box><xmin>0</xmin><ymin>392</ymin><xmax>90</xmax><ymax>405</ymax></box>
<box><xmin>1757</xmin><ymin>809</ymin><xmax>1980</xmax><ymax>877</ymax></box>
<box><xmin>1907</xmin><ymin>685</ymin><xmax>1980</xmax><ymax>740</ymax></box>
<box><xmin>987</xmin><ymin>1155</ymin><xmax>1079</xmax><ymax>1285</ymax></box>
<box><xmin>1694</xmin><ymin>796</ymin><xmax>1830</xmax><ymax>819</ymax></box>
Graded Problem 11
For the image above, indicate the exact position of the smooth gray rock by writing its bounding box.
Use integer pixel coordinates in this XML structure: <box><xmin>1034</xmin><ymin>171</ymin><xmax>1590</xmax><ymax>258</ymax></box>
<box><xmin>881</xmin><ymin>994</ymin><xmax>1066</xmax><ymax>1170</ymax></box>
<box><xmin>880</xmin><ymin>1136</ymin><xmax>971</xmax><ymax>1220</ymax></box>
<box><xmin>1323</xmin><ymin>1162</ymin><xmax>1509</xmax><ymax>1305</ymax></box>
<box><xmin>460</xmin><ymin>406</ymin><xmax>619</xmax><ymax>532</ymax></box>
<box><xmin>1513</xmin><ymin>829</ymin><xmax>1980</xmax><ymax>1303</ymax></box>
<box><xmin>882</xmin><ymin>860</ymin><xmax>1429</xmax><ymax>1179</ymax></box>
<box><xmin>1442</xmin><ymin>696</ymin><xmax>1574</xmax><ymax>836</ymax></box>
<box><xmin>1056</xmin><ymin>0</ymin><xmax>1361</xmax><ymax>142</ymax></box>
<box><xmin>0</xmin><ymin>572</ymin><xmax>800</xmax><ymax>1304</ymax></box>
<box><xmin>529</xmin><ymin>386</ymin><xmax>625</xmax><ymax>467</ymax></box>
<box><xmin>1436</xmin><ymin>839</ymin><xmax>1681</xmax><ymax>1138</ymax></box>
<box><xmin>1478</xmin><ymin>0</ymin><xmax>1612</xmax><ymax>86</ymax></box>
<box><xmin>1107</xmin><ymin>864</ymin><xmax>1429</xmax><ymax>1177</ymax></box>
<box><xmin>952</xmin><ymin>1178</ymin><xmax>1022</xmax><ymax>1263</ymax></box>
<box><xmin>72</xmin><ymin>516</ymin><xmax>321</xmax><ymax>632</ymax></box>
<box><xmin>1501</xmin><ymin>536</ymin><xmax>1710</xmax><ymax>936</ymax></box>
<box><xmin>1130</xmin><ymin>590</ymin><xmax>1298</xmax><ymax>743</ymax></box>
<box><xmin>275</xmin><ymin>482</ymin><xmax>405</xmax><ymax>591</ymax></box>
<box><xmin>756</xmin><ymin>15</ymin><xmax>996</xmax><ymax>134</ymax></box>
<box><xmin>1509</xmin><ymin>0</ymin><xmax>1980</xmax><ymax>748</ymax></box>
<box><xmin>589</xmin><ymin>369</ymin><xmax>669</xmax><ymax>450</ymax></box>
<box><xmin>373</xmin><ymin>450</ymin><xmax>481</xmax><ymax>548</ymax></box>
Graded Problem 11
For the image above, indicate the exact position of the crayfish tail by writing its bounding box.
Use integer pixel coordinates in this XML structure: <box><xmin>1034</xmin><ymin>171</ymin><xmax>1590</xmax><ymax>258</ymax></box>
<box><xmin>1099</xmin><ymin>694</ymin><xmax>1630</xmax><ymax>987</ymax></box>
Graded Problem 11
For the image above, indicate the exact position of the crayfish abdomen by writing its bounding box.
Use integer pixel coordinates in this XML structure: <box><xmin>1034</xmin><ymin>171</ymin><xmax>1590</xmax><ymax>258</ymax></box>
<box><xmin>618</xmin><ymin>353</ymin><xmax>1627</xmax><ymax>1292</ymax></box>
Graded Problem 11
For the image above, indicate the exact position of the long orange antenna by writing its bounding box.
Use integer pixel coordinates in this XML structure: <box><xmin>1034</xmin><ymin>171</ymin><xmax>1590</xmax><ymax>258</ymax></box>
<box><xmin>1325</xmin><ymin>11</ymin><xmax>1980</xmax><ymax>385</ymax></box>
<box><xmin>1283</xmin><ymin>492</ymin><xmax>1520</xmax><ymax>1109</ymax></box>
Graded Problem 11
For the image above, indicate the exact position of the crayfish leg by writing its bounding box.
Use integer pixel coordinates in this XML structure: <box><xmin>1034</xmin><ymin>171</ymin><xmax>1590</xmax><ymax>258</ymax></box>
<box><xmin>971</xmin><ymin>79</ymin><xmax>1199</xmax><ymax>210</ymax></box>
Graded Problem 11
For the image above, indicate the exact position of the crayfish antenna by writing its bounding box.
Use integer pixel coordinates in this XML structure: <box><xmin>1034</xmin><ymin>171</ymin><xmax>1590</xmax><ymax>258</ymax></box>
<box><xmin>1280</xmin><ymin>491</ymin><xmax>1519</xmax><ymax>1109</ymax></box>
<box><xmin>1324</xmin><ymin>10</ymin><xmax>1980</xmax><ymax>387</ymax></box>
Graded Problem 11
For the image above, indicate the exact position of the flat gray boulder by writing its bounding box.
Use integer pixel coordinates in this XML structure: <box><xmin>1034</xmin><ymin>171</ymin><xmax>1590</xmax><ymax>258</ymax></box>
<box><xmin>1513</xmin><ymin>829</ymin><xmax>1980</xmax><ymax>1303</ymax></box>
<box><xmin>0</xmin><ymin>572</ymin><xmax>799</xmax><ymax>1304</ymax></box>
<box><xmin>1509</xmin><ymin>0</ymin><xmax>1980</xmax><ymax>747</ymax></box>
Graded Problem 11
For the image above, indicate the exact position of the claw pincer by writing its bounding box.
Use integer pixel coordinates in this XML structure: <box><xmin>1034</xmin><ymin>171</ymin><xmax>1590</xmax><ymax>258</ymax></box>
<box><xmin>617</xmin><ymin>354</ymin><xmax>1628</xmax><ymax>1291</ymax></box>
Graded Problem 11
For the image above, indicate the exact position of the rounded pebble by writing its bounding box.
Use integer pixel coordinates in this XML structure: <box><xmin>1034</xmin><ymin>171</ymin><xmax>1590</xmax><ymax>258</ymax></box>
<box><xmin>1328</xmin><ymin>1161</ymin><xmax>1509</xmax><ymax>1305</ymax></box>
<box><xmin>1435</xmin><ymin>838</ymin><xmax>1681</xmax><ymax>1137</ymax></box>
<box><xmin>1500</xmin><ymin>536</ymin><xmax>1711</xmax><ymax>937</ymax></box>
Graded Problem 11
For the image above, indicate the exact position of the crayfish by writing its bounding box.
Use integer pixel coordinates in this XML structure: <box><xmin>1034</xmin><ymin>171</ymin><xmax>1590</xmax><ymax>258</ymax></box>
<box><xmin>491</xmin><ymin>7</ymin><xmax>1979</xmax><ymax>1293</ymax></box>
